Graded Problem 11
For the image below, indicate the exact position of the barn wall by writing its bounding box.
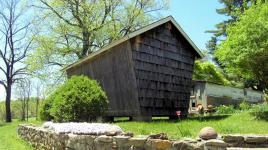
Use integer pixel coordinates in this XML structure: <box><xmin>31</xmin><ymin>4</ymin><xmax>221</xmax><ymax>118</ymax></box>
<box><xmin>66</xmin><ymin>41</ymin><xmax>140</xmax><ymax>116</ymax></box>
<box><xmin>130</xmin><ymin>22</ymin><xmax>197</xmax><ymax>117</ymax></box>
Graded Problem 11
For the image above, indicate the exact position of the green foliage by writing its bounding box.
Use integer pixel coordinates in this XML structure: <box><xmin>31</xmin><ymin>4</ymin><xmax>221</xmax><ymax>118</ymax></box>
<box><xmin>206</xmin><ymin>0</ymin><xmax>263</xmax><ymax>56</ymax></box>
<box><xmin>40</xmin><ymin>76</ymin><xmax>108</xmax><ymax>122</ymax></box>
<box><xmin>39</xmin><ymin>96</ymin><xmax>54</xmax><ymax>121</ymax></box>
<box><xmin>27</xmin><ymin>0</ymin><xmax>169</xmax><ymax>78</ymax></box>
<box><xmin>239</xmin><ymin>101</ymin><xmax>251</xmax><ymax>110</ymax></box>
<box><xmin>0</xmin><ymin>99</ymin><xmax>39</xmax><ymax>121</ymax></box>
<box><xmin>216</xmin><ymin>3</ymin><xmax>268</xmax><ymax>90</ymax></box>
<box><xmin>215</xmin><ymin>105</ymin><xmax>236</xmax><ymax>114</ymax></box>
<box><xmin>250</xmin><ymin>104</ymin><xmax>268</xmax><ymax>120</ymax></box>
<box><xmin>193</xmin><ymin>60</ymin><xmax>229</xmax><ymax>85</ymax></box>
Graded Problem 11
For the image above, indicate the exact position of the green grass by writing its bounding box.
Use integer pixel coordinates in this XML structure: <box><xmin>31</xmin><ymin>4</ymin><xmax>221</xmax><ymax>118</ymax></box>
<box><xmin>0</xmin><ymin>112</ymin><xmax>268</xmax><ymax>149</ymax></box>
<box><xmin>0</xmin><ymin>119</ymin><xmax>41</xmax><ymax>150</ymax></box>
<box><xmin>115</xmin><ymin>112</ymin><xmax>268</xmax><ymax>139</ymax></box>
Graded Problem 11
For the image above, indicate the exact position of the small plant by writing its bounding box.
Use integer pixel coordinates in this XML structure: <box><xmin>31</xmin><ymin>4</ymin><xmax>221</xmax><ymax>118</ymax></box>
<box><xmin>250</xmin><ymin>104</ymin><xmax>268</xmax><ymax>120</ymax></box>
<box><xmin>239</xmin><ymin>100</ymin><xmax>251</xmax><ymax>111</ymax></box>
<box><xmin>215</xmin><ymin>105</ymin><xmax>236</xmax><ymax>114</ymax></box>
<box><xmin>40</xmin><ymin>75</ymin><xmax>108</xmax><ymax>122</ymax></box>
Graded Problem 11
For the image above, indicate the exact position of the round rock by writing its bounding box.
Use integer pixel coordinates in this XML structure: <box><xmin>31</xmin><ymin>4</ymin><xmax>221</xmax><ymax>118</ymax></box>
<box><xmin>199</xmin><ymin>127</ymin><xmax>218</xmax><ymax>140</ymax></box>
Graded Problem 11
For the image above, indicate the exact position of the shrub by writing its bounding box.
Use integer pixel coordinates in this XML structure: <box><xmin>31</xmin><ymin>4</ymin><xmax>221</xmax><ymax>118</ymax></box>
<box><xmin>215</xmin><ymin>105</ymin><xmax>236</xmax><ymax>114</ymax></box>
<box><xmin>250</xmin><ymin>104</ymin><xmax>268</xmax><ymax>120</ymax></box>
<box><xmin>39</xmin><ymin>96</ymin><xmax>54</xmax><ymax>121</ymax></box>
<box><xmin>239</xmin><ymin>101</ymin><xmax>251</xmax><ymax>111</ymax></box>
<box><xmin>40</xmin><ymin>75</ymin><xmax>108</xmax><ymax>122</ymax></box>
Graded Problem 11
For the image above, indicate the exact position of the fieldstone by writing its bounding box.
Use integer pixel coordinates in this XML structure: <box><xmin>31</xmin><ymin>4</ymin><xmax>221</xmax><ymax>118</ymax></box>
<box><xmin>95</xmin><ymin>135</ymin><xmax>113</xmax><ymax>143</ymax></box>
<box><xmin>172</xmin><ymin>139</ymin><xmax>199</xmax><ymax>150</ymax></box>
<box><xmin>245</xmin><ymin>135</ymin><xmax>268</xmax><ymax>144</ymax></box>
<box><xmin>148</xmin><ymin>133</ymin><xmax>168</xmax><ymax>140</ymax></box>
<box><xmin>199</xmin><ymin>127</ymin><xmax>218</xmax><ymax>140</ymax></box>
<box><xmin>94</xmin><ymin>135</ymin><xmax>114</xmax><ymax>150</ymax></box>
<box><xmin>113</xmin><ymin>135</ymin><xmax>131</xmax><ymax>145</ymax></box>
<box><xmin>204</xmin><ymin>139</ymin><xmax>228</xmax><ymax>150</ymax></box>
<box><xmin>126</xmin><ymin>137</ymin><xmax>147</xmax><ymax>147</ymax></box>
<box><xmin>121</xmin><ymin>132</ymin><xmax>134</xmax><ymax>137</ymax></box>
<box><xmin>222</xmin><ymin>135</ymin><xmax>244</xmax><ymax>146</ymax></box>
<box><xmin>145</xmin><ymin>139</ymin><xmax>172</xmax><ymax>150</ymax></box>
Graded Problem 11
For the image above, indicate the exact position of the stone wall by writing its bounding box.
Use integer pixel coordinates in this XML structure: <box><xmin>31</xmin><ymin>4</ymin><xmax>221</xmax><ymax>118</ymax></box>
<box><xmin>18</xmin><ymin>124</ymin><xmax>268</xmax><ymax>150</ymax></box>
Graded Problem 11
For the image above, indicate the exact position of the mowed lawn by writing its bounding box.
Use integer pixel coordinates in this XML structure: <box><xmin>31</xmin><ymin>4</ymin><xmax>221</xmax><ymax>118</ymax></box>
<box><xmin>0</xmin><ymin>112</ymin><xmax>268</xmax><ymax>149</ymax></box>
<box><xmin>0</xmin><ymin>119</ymin><xmax>41</xmax><ymax>150</ymax></box>
<box><xmin>115</xmin><ymin>112</ymin><xmax>268</xmax><ymax>139</ymax></box>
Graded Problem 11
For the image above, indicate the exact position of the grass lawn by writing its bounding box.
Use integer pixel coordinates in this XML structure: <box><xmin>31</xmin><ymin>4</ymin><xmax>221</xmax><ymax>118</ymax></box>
<box><xmin>115</xmin><ymin>112</ymin><xmax>268</xmax><ymax>139</ymax></box>
<box><xmin>0</xmin><ymin>112</ymin><xmax>267</xmax><ymax>149</ymax></box>
<box><xmin>0</xmin><ymin>119</ymin><xmax>41</xmax><ymax>150</ymax></box>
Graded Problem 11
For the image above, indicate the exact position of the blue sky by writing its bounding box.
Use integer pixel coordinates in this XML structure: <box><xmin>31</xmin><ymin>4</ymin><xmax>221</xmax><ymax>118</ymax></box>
<box><xmin>0</xmin><ymin>0</ymin><xmax>228</xmax><ymax>100</ymax></box>
<box><xmin>164</xmin><ymin>0</ymin><xmax>228</xmax><ymax>50</ymax></box>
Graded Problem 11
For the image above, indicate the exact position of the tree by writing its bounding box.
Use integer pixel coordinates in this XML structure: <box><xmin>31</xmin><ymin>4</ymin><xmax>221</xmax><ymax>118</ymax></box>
<box><xmin>206</xmin><ymin>0</ymin><xmax>265</xmax><ymax>61</ymax></box>
<box><xmin>16</xmin><ymin>78</ymin><xmax>31</xmax><ymax>121</ymax></box>
<box><xmin>216</xmin><ymin>2</ymin><xmax>268</xmax><ymax>91</ymax></box>
<box><xmin>0</xmin><ymin>0</ymin><xmax>32</xmax><ymax>122</ymax></box>
<box><xmin>34</xmin><ymin>80</ymin><xmax>42</xmax><ymax>120</ymax></box>
<box><xmin>193</xmin><ymin>60</ymin><xmax>229</xmax><ymax>85</ymax></box>
<box><xmin>27</xmin><ymin>0</ymin><xmax>168</xmax><ymax>75</ymax></box>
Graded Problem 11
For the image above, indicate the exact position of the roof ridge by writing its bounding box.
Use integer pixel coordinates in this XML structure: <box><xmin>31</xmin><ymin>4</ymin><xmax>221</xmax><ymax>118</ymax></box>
<box><xmin>64</xmin><ymin>16</ymin><xmax>203</xmax><ymax>71</ymax></box>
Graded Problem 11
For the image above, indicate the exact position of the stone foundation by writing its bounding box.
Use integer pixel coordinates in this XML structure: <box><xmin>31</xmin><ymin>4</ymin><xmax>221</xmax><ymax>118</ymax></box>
<box><xmin>18</xmin><ymin>124</ymin><xmax>268</xmax><ymax>150</ymax></box>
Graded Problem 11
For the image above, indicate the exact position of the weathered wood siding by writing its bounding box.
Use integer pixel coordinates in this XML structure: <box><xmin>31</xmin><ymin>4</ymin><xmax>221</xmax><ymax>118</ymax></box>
<box><xmin>131</xmin><ymin>22</ymin><xmax>196</xmax><ymax>116</ymax></box>
<box><xmin>66</xmin><ymin>41</ymin><xmax>140</xmax><ymax>116</ymax></box>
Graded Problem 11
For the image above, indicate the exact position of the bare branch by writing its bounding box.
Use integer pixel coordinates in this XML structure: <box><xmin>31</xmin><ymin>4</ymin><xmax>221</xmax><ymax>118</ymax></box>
<box><xmin>0</xmin><ymin>80</ymin><xmax>7</xmax><ymax>89</ymax></box>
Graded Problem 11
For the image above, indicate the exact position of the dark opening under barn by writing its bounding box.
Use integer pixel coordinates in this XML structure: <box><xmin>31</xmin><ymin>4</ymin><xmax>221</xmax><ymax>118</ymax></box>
<box><xmin>65</xmin><ymin>16</ymin><xmax>203</xmax><ymax>121</ymax></box>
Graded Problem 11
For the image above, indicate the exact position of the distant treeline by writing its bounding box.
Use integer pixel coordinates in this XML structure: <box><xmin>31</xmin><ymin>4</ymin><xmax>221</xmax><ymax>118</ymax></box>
<box><xmin>0</xmin><ymin>98</ymin><xmax>43</xmax><ymax>122</ymax></box>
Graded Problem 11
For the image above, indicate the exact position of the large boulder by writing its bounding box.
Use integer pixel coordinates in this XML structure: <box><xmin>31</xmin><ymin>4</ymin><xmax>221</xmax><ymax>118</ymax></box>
<box><xmin>199</xmin><ymin>127</ymin><xmax>218</xmax><ymax>140</ymax></box>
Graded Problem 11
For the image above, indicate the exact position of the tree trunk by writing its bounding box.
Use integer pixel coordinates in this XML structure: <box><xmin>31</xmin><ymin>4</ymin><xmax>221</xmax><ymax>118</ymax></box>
<box><xmin>5</xmin><ymin>84</ymin><xmax>12</xmax><ymax>122</ymax></box>
<box><xmin>21</xmin><ymin>98</ymin><xmax>26</xmax><ymax>121</ymax></box>
<box><xmin>36</xmin><ymin>97</ymin><xmax>39</xmax><ymax>120</ymax></box>
<box><xmin>26</xmin><ymin>98</ymin><xmax>29</xmax><ymax>122</ymax></box>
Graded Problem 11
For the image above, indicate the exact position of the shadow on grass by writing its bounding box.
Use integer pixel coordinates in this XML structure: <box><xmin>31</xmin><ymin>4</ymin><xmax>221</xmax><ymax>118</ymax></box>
<box><xmin>113</xmin><ymin>115</ymin><xmax>231</xmax><ymax>123</ymax></box>
<box><xmin>187</xmin><ymin>114</ymin><xmax>231</xmax><ymax>121</ymax></box>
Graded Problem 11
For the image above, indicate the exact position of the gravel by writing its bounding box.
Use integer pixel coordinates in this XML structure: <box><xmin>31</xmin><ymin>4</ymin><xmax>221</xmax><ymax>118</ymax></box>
<box><xmin>42</xmin><ymin>122</ymin><xmax>123</xmax><ymax>135</ymax></box>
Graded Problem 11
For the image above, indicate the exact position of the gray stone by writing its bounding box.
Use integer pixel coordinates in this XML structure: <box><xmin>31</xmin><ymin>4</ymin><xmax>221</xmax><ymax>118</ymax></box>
<box><xmin>245</xmin><ymin>135</ymin><xmax>268</xmax><ymax>144</ymax></box>
<box><xmin>204</xmin><ymin>139</ymin><xmax>228</xmax><ymax>150</ymax></box>
<box><xmin>172</xmin><ymin>139</ymin><xmax>198</xmax><ymax>150</ymax></box>
<box><xmin>222</xmin><ymin>135</ymin><xmax>244</xmax><ymax>147</ymax></box>
<box><xmin>204</xmin><ymin>139</ymin><xmax>228</xmax><ymax>147</ymax></box>
<box><xmin>126</xmin><ymin>137</ymin><xmax>147</xmax><ymax>147</ymax></box>
<box><xmin>145</xmin><ymin>139</ymin><xmax>172</xmax><ymax>150</ymax></box>
<box><xmin>148</xmin><ymin>133</ymin><xmax>168</xmax><ymax>140</ymax></box>
<box><xmin>199</xmin><ymin>127</ymin><xmax>218</xmax><ymax>140</ymax></box>
<box><xmin>95</xmin><ymin>135</ymin><xmax>113</xmax><ymax>143</ymax></box>
<box><xmin>113</xmin><ymin>135</ymin><xmax>131</xmax><ymax>145</ymax></box>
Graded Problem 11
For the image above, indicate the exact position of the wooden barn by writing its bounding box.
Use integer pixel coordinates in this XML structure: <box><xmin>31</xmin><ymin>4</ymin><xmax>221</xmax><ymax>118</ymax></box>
<box><xmin>65</xmin><ymin>16</ymin><xmax>203</xmax><ymax>121</ymax></box>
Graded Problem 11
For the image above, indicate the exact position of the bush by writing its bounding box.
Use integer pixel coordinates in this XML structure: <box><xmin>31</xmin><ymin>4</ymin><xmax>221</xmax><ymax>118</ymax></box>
<box><xmin>239</xmin><ymin>101</ymin><xmax>251</xmax><ymax>111</ymax></box>
<box><xmin>40</xmin><ymin>75</ymin><xmax>108</xmax><ymax>122</ymax></box>
<box><xmin>250</xmin><ymin>104</ymin><xmax>268</xmax><ymax>120</ymax></box>
<box><xmin>215</xmin><ymin>105</ymin><xmax>236</xmax><ymax>114</ymax></box>
<box><xmin>39</xmin><ymin>96</ymin><xmax>54</xmax><ymax>121</ymax></box>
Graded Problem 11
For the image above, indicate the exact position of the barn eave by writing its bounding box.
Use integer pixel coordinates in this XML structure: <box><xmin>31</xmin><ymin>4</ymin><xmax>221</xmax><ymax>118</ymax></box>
<box><xmin>64</xmin><ymin>16</ymin><xmax>203</xmax><ymax>71</ymax></box>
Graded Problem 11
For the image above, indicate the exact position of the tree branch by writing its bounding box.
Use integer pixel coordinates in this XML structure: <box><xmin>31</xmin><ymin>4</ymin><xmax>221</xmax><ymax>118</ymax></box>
<box><xmin>40</xmin><ymin>0</ymin><xmax>79</xmax><ymax>27</ymax></box>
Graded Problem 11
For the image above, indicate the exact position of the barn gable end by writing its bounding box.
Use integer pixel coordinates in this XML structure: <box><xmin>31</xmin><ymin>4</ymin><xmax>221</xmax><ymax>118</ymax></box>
<box><xmin>130</xmin><ymin>22</ymin><xmax>195</xmax><ymax>117</ymax></box>
<box><xmin>66</xmin><ymin>16</ymin><xmax>203</xmax><ymax>121</ymax></box>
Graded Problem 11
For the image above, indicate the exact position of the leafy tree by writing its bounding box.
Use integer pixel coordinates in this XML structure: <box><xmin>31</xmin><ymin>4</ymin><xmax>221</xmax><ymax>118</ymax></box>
<box><xmin>206</xmin><ymin>0</ymin><xmax>265</xmax><ymax>60</ymax></box>
<box><xmin>40</xmin><ymin>76</ymin><xmax>108</xmax><ymax>122</ymax></box>
<box><xmin>193</xmin><ymin>60</ymin><xmax>229</xmax><ymax>85</ymax></box>
<box><xmin>216</xmin><ymin>2</ymin><xmax>268</xmax><ymax>90</ymax></box>
<box><xmin>27</xmin><ymin>0</ymin><xmax>169</xmax><ymax>75</ymax></box>
<box><xmin>0</xmin><ymin>0</ymin><xmax>33</xmax><ymax>122</ymax></box>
